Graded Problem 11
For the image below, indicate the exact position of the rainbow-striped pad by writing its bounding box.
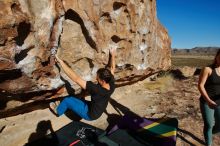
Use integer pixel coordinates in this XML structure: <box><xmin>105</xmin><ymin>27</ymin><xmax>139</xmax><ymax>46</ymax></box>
<box><xmin>108</xmin><ymin>115</ymin><xmax>178</xmax><ymax>146</ymax></box>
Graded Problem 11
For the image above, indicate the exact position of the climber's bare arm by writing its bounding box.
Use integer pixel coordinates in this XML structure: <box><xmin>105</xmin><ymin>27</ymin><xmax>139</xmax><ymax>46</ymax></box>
<box><xmin>55</xmin><ymin>55</ymin><xmax>86</xmax><ymax>89</ymax></box>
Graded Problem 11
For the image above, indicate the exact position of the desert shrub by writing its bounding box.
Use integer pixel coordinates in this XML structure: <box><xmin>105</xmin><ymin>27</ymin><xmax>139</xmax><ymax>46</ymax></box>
<box><xmin>144</xmin><ymin>74</ymin><xmax>174</xmax><ymax>92</ymax></box>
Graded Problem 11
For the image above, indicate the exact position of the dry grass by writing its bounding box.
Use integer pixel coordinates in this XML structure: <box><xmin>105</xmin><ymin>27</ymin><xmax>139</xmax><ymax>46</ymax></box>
<box><xmin>171</xmin><ymin>55</ymin><xmax>214</xmax><ymax>68</ymax></box>
<box><xmin>146</xmin><ymin>55</ymin><xmax>213</xmax><ymax>92</ymax></box>
<box><xmin>144</xmin><ymin>75</ymin><xmax>174</xmax><ymax>92</ymax></box>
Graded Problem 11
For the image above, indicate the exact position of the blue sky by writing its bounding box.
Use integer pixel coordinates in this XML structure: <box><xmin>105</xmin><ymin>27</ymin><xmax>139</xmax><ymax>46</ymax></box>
<box><xmin>156</xmin><ymin>0</ymin><xmax>220</xmax><ymax>49</ymax></box>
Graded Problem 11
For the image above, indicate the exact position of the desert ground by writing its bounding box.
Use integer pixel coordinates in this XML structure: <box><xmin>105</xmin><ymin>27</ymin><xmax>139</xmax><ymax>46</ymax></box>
<box><xmin>0</xmin><ymin>55</ymin><xmax>220</xmax><ymax>146</ymax></box>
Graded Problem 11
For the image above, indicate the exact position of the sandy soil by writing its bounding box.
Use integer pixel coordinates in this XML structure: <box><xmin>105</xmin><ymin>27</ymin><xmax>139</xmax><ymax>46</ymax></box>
<box><xmin>0</xmin><ymin>75</ymin><xmax>220</xmax><ymax>146</ymax></box>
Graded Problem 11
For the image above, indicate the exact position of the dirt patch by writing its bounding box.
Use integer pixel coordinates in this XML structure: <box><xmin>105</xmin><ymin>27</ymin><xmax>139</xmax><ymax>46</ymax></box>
<box><xmin>0</xmin><ymin>74</ymin><xmax>220</xmax><ymax>146</ymax></box>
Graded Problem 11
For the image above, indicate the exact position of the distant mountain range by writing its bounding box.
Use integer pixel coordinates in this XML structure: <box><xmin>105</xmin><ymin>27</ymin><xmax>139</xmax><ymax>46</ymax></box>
<box><xmin>172</xmin><ymin>47</ymin><xmax>220</xmax><ymax>55</ymax></box>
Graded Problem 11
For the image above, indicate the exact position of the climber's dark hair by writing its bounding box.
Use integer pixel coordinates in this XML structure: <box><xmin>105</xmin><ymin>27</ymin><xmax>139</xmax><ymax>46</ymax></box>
<box><xmin>97</xmin><ymin>68</ymin><xmax>112</xmax><ymax>83</ymax></box>
<box><xmin>210</xmin><ymin>49</ymin><xmax>220</xmax><ymax>69</ymax></box>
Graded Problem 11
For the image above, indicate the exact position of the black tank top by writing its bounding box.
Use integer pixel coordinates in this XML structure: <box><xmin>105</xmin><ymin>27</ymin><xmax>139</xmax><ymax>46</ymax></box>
<box><xmin>203</xmin><ymin>68</ymin><xmax>220</xmax><ymax>101</ymax></box>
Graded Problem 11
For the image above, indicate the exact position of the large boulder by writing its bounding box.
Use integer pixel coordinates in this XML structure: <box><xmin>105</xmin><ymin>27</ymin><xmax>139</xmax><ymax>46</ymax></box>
<box><xmin>0</xmin><ymin>0</ymin><xmax>171</xmax><ymax>117</ymax></box>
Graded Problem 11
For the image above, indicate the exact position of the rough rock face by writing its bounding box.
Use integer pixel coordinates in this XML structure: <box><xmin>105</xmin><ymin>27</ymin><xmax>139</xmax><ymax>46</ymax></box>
<box><xmin>0</xmin><ymin>0</ymin><xmax>171</xmax><ymax>117</ymax></box>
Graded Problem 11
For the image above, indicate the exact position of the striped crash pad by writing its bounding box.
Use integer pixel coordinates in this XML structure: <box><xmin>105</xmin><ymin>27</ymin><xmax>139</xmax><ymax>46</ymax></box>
<box><xmin>107</xmin><ymin>115</ymin><xmax>178</xmax><ymax>146</ymax></box>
